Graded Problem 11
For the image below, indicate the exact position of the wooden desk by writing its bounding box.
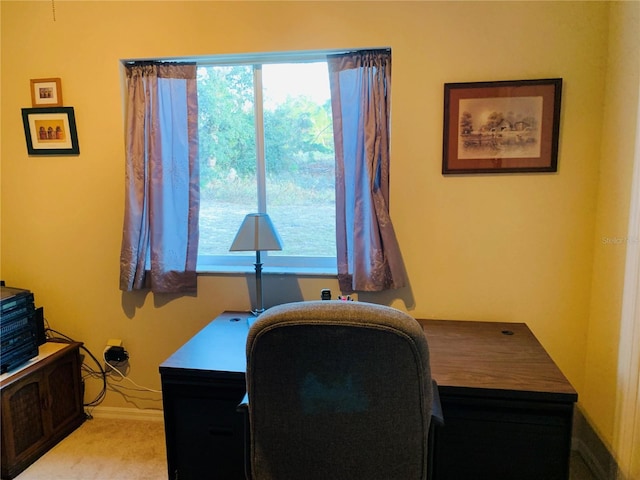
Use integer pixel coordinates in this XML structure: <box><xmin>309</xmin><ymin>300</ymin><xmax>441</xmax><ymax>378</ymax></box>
<box><xmin>160</xmin><ymin>313</ymin><xmax>247</xmax><ymax>480</ymax></box>
<box><xmin>423</xmin><ymin>320</ymin><xmax>577</xmax><ymax>479</ymax></box>
<box><xmin>160</xmin><ymin>313</ymin><xmax>577</xmax><ymax>480</ymax></box>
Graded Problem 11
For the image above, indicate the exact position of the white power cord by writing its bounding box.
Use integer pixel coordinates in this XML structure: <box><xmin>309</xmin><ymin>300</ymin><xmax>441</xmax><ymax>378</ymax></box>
<box><xmin>102</xmin><ymin>348</ymin><xmax>161</xmax><ymax>394</ymax></box>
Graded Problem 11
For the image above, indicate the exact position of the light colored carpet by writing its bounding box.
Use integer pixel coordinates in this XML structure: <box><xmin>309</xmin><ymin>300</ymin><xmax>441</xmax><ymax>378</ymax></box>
<box><xmin>16</xmin><ymin>417</ymin><xmax>166</xmax><ymax>480</ymax></box>
<box><xmin>14</xmin><ymin>415</ymin><xmax>596</xmax><ymax>480</ymax></box>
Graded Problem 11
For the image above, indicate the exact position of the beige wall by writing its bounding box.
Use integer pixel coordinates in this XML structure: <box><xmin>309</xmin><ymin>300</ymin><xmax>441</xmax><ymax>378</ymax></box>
<box><xmin>584</xmin><ymin>1</ymin><xmax>640</xmax><ymax>473</ymax></box>
<box><xmin>1</xmin><ymin>0</ymin><xmax>636</xmax><ymax>464</ymax></box>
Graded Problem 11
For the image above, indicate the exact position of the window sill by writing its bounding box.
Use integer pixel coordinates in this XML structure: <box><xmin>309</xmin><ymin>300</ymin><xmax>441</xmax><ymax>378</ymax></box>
<box><xmin>197</xmin><ymin>265</ymin><xmax>337</xmax><ymax>276</ymax></box>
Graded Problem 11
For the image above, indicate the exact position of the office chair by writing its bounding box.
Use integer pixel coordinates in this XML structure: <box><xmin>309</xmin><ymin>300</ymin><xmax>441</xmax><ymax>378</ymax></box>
<box><xmin>239</xmin><ymin>300</ymin><xmax>443</xmax><ymax>480</ymax></box>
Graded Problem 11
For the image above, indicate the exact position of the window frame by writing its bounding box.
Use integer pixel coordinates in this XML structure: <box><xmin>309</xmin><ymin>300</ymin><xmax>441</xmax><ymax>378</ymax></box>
<box><xmin>190</xmin><ymin>49</ymin><xmax>351</xmax><ymax>275</ymax></box>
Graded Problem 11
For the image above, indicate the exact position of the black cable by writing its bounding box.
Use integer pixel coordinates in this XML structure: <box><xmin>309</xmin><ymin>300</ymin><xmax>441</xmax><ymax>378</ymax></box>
<box><xmin>44</xmin><ymin>326</ymin><xmax>107</xmax><ymax>407</ymax></box>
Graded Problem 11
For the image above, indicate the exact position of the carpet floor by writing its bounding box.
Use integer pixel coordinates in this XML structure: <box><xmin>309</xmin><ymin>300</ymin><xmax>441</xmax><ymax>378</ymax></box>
<box><xmin>14</xmin><ymin>416</ymin><xmax>597</xmax><ymax>480</ymax></box>
<box><xmin>15</xmin><ymin>417</ymin><xmax>166</xmax><ymax>479</ymax></box>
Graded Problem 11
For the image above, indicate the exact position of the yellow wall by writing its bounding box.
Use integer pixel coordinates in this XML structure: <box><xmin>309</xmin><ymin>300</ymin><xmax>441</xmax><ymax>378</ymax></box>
<box><xmin>583</xmin><ymin>0</ymin><xmax>640</xmax><ymax>470</ymax></box>
<box><xmin>1</xmin><ymin>0</ymin><xmax>636</xmax><ymax>462</ymax></box>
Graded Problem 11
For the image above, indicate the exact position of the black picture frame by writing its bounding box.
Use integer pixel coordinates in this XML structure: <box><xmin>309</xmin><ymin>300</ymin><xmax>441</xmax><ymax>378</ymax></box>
<box><xmin>443</xmin><ymin>78</ymin><xmax>562</xmax><ymax>174</ymax></box>
<box><xmin>21</xmin><ymin>107</ymin><xmax>80</xmax><ymax>156</ymax></box>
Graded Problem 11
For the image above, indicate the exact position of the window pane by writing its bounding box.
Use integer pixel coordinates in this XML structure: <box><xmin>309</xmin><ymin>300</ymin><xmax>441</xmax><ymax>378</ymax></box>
<box><xmin>197</xmin><ymin>65</ymin><xmax>257</xmax><ymax>256</ymax></box>
<box><xmin>262</xmin><ymin>62</ymin><xmax>336</xmax><ymax>258</ymax></box>
<box><xmin>196</xmin><ymin>60</ymin><xmax>336</xmax><ymax>269</ymax></box>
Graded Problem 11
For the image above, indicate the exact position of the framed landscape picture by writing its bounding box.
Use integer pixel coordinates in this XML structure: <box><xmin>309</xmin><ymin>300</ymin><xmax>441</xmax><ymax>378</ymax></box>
<box><xmin>22</xmin><ymin>107</ymin><xmax>80</xmax><ymax>155</ymax></box>
<box><xmin>442</xmin><ymin>78</ymin><xmax>562</xmax><ymax>174</ymax></box>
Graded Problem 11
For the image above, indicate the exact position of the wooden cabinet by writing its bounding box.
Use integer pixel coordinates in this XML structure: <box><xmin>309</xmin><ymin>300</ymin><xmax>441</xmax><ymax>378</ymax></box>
<box><xmin>1</xmin><ymin>342</ymin><xmax>85</xmax><ymax>479</ymax></box>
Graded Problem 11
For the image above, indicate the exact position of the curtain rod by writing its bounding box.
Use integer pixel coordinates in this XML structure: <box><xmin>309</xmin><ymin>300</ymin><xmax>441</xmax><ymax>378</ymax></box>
<box><xmin>121</xmin><ymin>47</ymin><xmax>391</xmax><ymax>67</ymax></box>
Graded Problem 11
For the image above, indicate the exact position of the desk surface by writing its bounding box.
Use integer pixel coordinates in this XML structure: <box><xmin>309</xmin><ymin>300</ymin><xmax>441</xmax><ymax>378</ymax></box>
<box><xmin>160</xmin><ymin>311</ymin><xmax>248</xmax><ymax>378</ymax></box>
<box><xmin>160</xmin><ymin>311</ymin><xmax>576</xmax><ymax>402</ymax></box>
<box><xmin>422</xmin><ymin>320</ymin><xmax>576</xmax><ymax>401</ymax></box>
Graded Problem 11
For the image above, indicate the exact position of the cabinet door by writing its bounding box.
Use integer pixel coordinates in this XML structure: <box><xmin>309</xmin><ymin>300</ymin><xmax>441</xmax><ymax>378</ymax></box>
<box><xmin>1</xmin><ymin>371</ymin><xmax>49</xmax><ymax>471</ymax></box>
<box><xmin>1</xmin><ymin>344</ymin><xmax>85</xmax><ymax>480</ymax></box>
<box><xmin>45</xmin><ymin>351</ymin><xmax>83</xmax><ymax>432</ymax></box>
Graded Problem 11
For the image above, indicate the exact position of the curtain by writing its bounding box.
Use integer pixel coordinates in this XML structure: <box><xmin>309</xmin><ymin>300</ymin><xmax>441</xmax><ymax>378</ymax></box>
<box><xmin>119</xmin><ymin>62</ymin><xmax>199</xmax><ymax>293</ymax></box>
<box><xmin>328</xmin><ymin>50</ymin><xmax>408</xmax><ymax>292</ymax></box>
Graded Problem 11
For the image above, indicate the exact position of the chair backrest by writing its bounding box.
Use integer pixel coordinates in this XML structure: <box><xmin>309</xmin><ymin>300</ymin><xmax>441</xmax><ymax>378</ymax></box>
<box><xmin>245</xmin><ymin>300</ymin><xmax>433</xmax><ymax>480</ymax></box>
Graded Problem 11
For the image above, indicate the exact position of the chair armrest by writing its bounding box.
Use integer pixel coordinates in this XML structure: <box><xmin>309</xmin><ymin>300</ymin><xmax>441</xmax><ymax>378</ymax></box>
<box><xmin>427</xmin><ymin>380</ymin><xmax>443</xmax><ymax>480</ymax></box>
<box><xmin>237</xmin><ymin>391</ymin><xmax>251</xmax><ymax>479</ymax></box>
<box><xmin>431</xmin><ymin>380</ymin><xmax>444</xmax><ymax>427</ymax></box>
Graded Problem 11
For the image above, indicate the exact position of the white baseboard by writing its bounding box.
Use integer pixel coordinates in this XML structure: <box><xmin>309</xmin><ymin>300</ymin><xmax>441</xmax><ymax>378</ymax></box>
<box><xmin>88</xmin><ymin>406</ymin><xmax>164</xmax><ymax>422</ymax></box>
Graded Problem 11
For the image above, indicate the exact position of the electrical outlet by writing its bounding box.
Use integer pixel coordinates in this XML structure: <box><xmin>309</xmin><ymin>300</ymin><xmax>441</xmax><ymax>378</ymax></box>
<box><xmin>104</xmin><ymin>339</ymin><xmax>129</xmax><ymax>376</ymax></box>
<box><xmin>104</xmin><ymin>358</ymin><xmax>129</xmax><ymax>375</ymax></box>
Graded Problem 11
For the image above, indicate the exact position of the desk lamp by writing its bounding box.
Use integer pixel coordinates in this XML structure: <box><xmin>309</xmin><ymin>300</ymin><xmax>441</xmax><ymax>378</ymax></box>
<box><xmin>229</xmin><ymin>213</ymin><xmax>283</xmax><ymax>323</ymax></box>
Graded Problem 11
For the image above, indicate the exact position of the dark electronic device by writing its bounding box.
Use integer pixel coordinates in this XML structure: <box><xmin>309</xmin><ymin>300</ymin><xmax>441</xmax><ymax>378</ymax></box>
<box><xmin>321</xmin><ymin>289</ymin><xmax>331</xmax><ymax>300</ymax></box>
<box><xmin>105</xmin><ymin>346</ymin><xmax>128</xmax><ymax>362</ymax></box>
<box><xmin>1</xmin><ymin>285</ymin><xmax>39</xmax><ymax>373</ymax></box>
<box><xmin>35</xmin><ymin>306</ymin><xmax>46</xmax><ymax>346</ymax></box>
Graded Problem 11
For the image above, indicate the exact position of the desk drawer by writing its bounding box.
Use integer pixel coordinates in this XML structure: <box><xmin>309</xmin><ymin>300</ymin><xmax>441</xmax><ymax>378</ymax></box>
<box><xmin>433</xmin><ymin>394</ymin><xmax>573</xmax><ymax>480</ymax></box>
<box><xmin>162</xmin><ymin>378</ymin><xmax>245</xmax><ymax>480</ymax></box>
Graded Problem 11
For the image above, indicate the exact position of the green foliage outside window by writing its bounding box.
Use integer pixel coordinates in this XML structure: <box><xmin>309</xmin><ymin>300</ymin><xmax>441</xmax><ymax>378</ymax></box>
<box><xmin>196</xmin><ymin>62</ymin><xmax>336</xmax><ymax>261</ymax></box>
<box><xmin>197</xmin><ymin>65</ymin><xmax>334</xmax><ymax>205</ymax></box>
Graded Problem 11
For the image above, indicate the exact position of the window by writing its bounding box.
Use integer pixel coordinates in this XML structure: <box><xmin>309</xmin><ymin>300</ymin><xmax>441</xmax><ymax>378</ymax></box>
<box><xmin>196</xmin><ymin>56</ymin><xmax>336</xmax><ymax>273</ymax></box>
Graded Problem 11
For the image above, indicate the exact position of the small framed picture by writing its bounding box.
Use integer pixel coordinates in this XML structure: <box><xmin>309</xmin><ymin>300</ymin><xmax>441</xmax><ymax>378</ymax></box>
<box><xmin>21</xmin><ymin>107</ymin><xmax>80</xmax><ymax>156</ymax></box>
<box><xmin>30</xmin><ymin>78</ymin><xmax>63</xmax><ymax>107</ymax></box>
<box><xmin>442</xmin><ymin>78</ymin><xmax>562</xmax><ymax>174</ymax></box>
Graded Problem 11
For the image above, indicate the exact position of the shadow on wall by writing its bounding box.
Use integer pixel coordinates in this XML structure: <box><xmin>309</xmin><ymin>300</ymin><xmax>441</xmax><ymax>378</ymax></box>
<box><xmin>119</xmin><ymin>273</ymin><xmax>416</xmax><ymax>318</ymax></box>
<box><xmin>120</xmin><ymin>287</ymin><xmax>197</xmax><ymax>318</ymax></box>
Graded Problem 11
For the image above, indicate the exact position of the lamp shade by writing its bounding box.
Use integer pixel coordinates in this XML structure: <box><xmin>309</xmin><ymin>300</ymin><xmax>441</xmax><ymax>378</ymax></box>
<box><xmin>229</xmin><ymin>213</ymin><xmax>283</xmax><ymax>252</ymax></box>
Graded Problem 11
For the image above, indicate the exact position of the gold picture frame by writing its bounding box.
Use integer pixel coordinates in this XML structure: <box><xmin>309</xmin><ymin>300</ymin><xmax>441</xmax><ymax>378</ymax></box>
<box><xmin>30</xmin><ymin>78</ymin><xmax>63</xmax><ymax>107</ymax></box>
